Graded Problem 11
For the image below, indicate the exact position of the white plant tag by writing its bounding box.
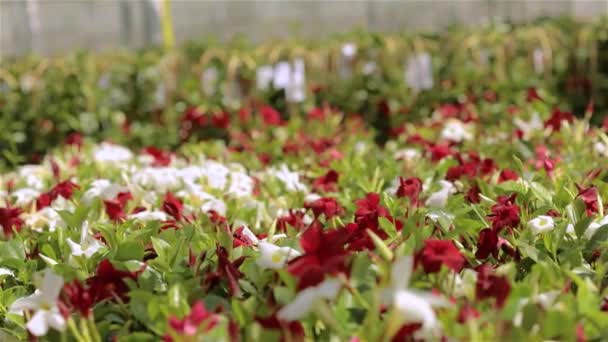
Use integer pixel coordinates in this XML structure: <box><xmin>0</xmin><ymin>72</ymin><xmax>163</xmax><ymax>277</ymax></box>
<box><xmin>286</xmin><ymin>58</ymin><xmax>306</xmax><ymax>103</ymax></box>
<box><xmin>256</xmin><ymin>65</ymin><xmax>274</xmax><ymax>90</ymax></box>
<box><xmin>273</xmin><ymin>62</ymin><xmax>292</xmax><ymax>90</ymax></box>
<box><xmin>339</xmin><ymin>42</ymin><xmax>357</xmax><ymax>79</ymax></box>
<box><xmin>98</xmin><ymin>72</ymin><xmax>111</xmax><ymax>90</ymax></box>
<box><xmin>201</xmin><ymin>67</ymin><xmax>218</xmax><ymax>96</ymax></box>
<box><xmin>155</xmin><ymin>83</ymin><xmax>166</xmax><ymax>107</ymax></box>
<box><xmin>405</xmin><ymin>53</ymin><xmax>433</xmax><ymax>92</ymax></box>
<box><xmin>341</xmin><ymin>43</ymin><xmax>357</xmax><ymax>58</ymax></box>
<box><xmin>533</xmin><ymin>48</ymin><xmax>545</xmax><ymax>74</ymax></box>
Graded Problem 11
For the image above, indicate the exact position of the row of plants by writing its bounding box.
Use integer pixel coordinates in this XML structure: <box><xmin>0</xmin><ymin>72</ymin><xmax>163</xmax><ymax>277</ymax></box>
<box><xmin>1</xmin><ymin>17</ymin><xmax>608</xmax><ymax>169</ymax></box>
<box><xmin>2</xmin><ymin>86</ymin><xmax>608</xmax><ymax>340</ymax></box>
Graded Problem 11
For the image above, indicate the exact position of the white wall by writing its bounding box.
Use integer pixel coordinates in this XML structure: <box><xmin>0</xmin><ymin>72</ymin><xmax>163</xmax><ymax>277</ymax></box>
<box><xmin>0</xmin><ymin>0</ymin><xmax>606</xmax><ymax>57</ymax></box>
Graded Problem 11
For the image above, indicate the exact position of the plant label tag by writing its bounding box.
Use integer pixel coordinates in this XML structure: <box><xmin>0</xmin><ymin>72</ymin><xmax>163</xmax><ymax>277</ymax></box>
<box><xmin>287</xmin><ymin>59</ymin><xmax>306</xmax><ymax>103</ymax></box>
<box><xmin>201</xmin><ymin>67</ymin><xmax>218</xmax><ymax>96</ymax></box>
<box><xmin>405</xmin><ymin>53</ymin><xmax>433</xmax><ymax>92</ymax></box>
<box><xmin>533</xmin><ymin>48</ymin><xmax>545</xmax><ymax>74</ymax></box>
<box><xmin>273</xmin><ymin>62</ymin><xmax>292</xmax><ymax>90</ymax></box>
<box><xmin>256</xmin><ymin>65</ymin><xmax>274</xmax><ymax>90</ymax></box>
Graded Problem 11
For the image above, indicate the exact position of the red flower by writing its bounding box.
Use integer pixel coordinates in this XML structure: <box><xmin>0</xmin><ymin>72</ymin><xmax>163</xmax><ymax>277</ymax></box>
<box><xmin>255</xmin><ymin>311</ymin><xmax>305</xmax><ymax>341</ymax></box>
<box><xmin>213</xmin><ymin>246</ymin><xmax>244</xmax><ymax>296</ymax></box>
<box><xmin>0</xmin><ymin>206</ymin><xmax>24</xmax><ymax>237</ymax></box>
<box><xmin>534</xmin><ymin>145</ymin><xmax>558</xmax><ymax>174</ymax></box>
<box><xmin>475</xmin><ymin>264</ymin><xmax>511</xmax><ymax>308</ymax></box>
<box><xmin>104</xmin><ymin>200</ymin><xmax>126</xmax><ymax>222</ymax></box>
<box><xmin>577</xmin><ymin>185</ymin><xmax>599</xmax><ymax>216</ymax></box>
<box><xmin>313</xmin><ymin>170</ymin><xmax>339</xmax><ymax>193</ymax></box>
<box><xmin>498</xmin><ymin>169</ymin><xmax>519</xmax><ymax>183</ymax></box>
<box><xmin>478</xmin><ymin>158</ymin><xmax>496</xmax><ymax>176</ymax></box>
<box><xmin>163</xmin><ymin>192</ymin><xmax>184</xmax><ymax>222</ymax></box>
<box><xmin>36</xmin><ymin>180</ymin><xmax>80</xmax><ymax>210</ymax></box>
<box><xmin>465</xmin><ymin>184</ymin><xmax>481</xmax><ymax>204</ymax></box>
<box><xmin>475</xmin><ymin>228</ymin><xmax>498</xmax><ymax>260</ymax></box>
<box><xmin>457</xmin><ymin>303</ymin><xmax>480</xmax><ymax>323</ymax></box>
<box><xmin>166</xmin><ymin>301</ymin><xmax>218</xmax><ymax>339</ymax></box>
<box><xmin>65</xmin><ymin>132</ymin><xmax>83</xmax><ymax>147</ymax></box>
<box><xmin>347</xmin><ymin>193</ymin><xmax>402</xmax><ymax>251</ymax></box>
<box><xmin>143</xmin><ymin>147</ymin><xmax>172</xmax><ymax>167</ymax></box>
<box><xmin>277</xmin><ymin>210</ymin><xmax>307</xmax><ymax>232</ymax></box>
<box><xmin>87</xmin><ymin>259</ymin><xmax>140</xmax><ymax>302</ymax></box>
<box><xmin>416</xmin><ymin>239</ymin><xmax>466</xmax><ymax>273</ymax></box>
<box><xmin>36</xmin><ymin>192</ymin><xmax>53</xmax><ymax>210</ymax></box>
<box><xmin>544</xmin><ymin>108</ymin><xmax>574</xmax><ymax>132</ymax></box>
<box><xmin>211</xmin><ymin>111</ymin><xmax>231</xmax><ymax>129</ymax></box>
<box><xmin>576</xmin><ymin>323</ymin><xmax>586</xmax><ymax>342</ymax></box>
<box><xmin>287</xmin><ymin>223</ymin><xmax>349</xmax><ymax>290</ymax></box>
<box><xmin>232</xmin><ymin>226</ymin><xmax>259</xmax><ymax>247</ymax></box>
<box><xmin>61</xmin><ymin>280</ymin><xmax>95</xmax><ymax>317</ymax></box>
<box><xmin>487</xmin><ymin>194</ymin><xmax>520</xmax><ymax>233</ymax></box>
<box><xmin>304</xmin><ymin>197</ymin><xmax>343</xmax><ymax>219</ymax></box>
<box><xmin>391</xmin><ymin>323</ymin><xmax>423</xmax><ymax>342</ymax></box>
<box><xmin>526</xmin><ymin>87</ymin><xmax>543</xmax><ymax>103</ymax></box>
<box><xmin>116</xmin><ymin>191</ymin><xmax>133</xmax><ymax>206</ymax></box>
<box><xmin>308</xmin><ymin>107</ymin><xmax>326</xmax><ymax>121</ymax></box>
<box><xmin>52</xmin><ymin>180</ymin><xmax>79</xmax><ymax>199</ymax></box>
<box><xmin>355</xmin><ymin>193</ymin><xmax>389</xmax><ymax>218</ymax></box>
<box><xmin>396</xmin><ymin>177</ymin><xmax>423</xmax><ymax>206</ymax></box>
<box><xmin>427</xmin><ymin>143</ymin><xmax>452</xmax><ymax>162</ymax></box>
<box><xmin>260</xmin><ymin>105</ymin><xmax>283</xmax><ymax>126</ymax></box>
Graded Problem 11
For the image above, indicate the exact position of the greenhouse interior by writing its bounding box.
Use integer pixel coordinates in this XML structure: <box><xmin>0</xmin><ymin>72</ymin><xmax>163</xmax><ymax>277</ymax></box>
<box><xmin>2</xmin><ymin>1</ymin><xmax>608</xmax><ymax>341</ymax></box>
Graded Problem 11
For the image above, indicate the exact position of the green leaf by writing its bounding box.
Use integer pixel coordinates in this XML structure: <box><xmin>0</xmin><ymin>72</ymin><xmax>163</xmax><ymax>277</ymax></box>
<box><xmin>115</xmin><ymin>241</ymin><xmax>144</xmax><ymax>261</ymax></box>
<box><xmin>530</xmin><ymin>182</ymin><xmax>553</xmax><ymax>205</ymax></box>
<box><xmin>584</xmin><ymin>224</ymin><xmax>608</xmax><ymax>257</ymax></box>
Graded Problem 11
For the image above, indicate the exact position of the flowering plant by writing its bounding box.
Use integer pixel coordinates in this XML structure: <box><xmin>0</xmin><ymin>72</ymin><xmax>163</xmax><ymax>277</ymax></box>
<box><xmin>1</xmin><ymin>82</ymin><xmax>608</xmax><ymax>341</ymax></box>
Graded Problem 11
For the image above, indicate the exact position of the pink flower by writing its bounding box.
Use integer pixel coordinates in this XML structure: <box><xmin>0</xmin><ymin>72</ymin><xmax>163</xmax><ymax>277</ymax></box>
<box><xmin>166</xmin><ymin>301</ymin><xmax>218</xmax><ymax>340</ymax></box>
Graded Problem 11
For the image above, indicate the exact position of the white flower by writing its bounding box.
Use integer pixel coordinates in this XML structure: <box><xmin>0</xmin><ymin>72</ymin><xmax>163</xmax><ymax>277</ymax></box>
<box><xmin>425</xmin><ymin>181</ymin><xmax>455</xmax><ymax>208</ymax></box>
<box><xmin>93</xmin><ymin>143</ymin><xmax>133</xmax><ymax>163</ymax></box>
<box><xmin>450</xmin><ymin>269</ymin><xmax>478</xmax><ymax>299</ymax></box>
<box><xmin>594</xmin><ymin>142</ymin><xmax>607</xmax><ymax>156</ymax></box>
<box><xmin>11</xmin><ymin>188</ymin><xmax>41</xmax><ymax>206</ymax></box>
<box><xmin>277</xmin><ymin>278</ymin><xmax>342</xmax><ymax>321</ymax></box>
<box><xmin>513</xmin><ymin>113</ymin><xmax>543</xmax><ymax>140</ymax></box>
<box><xmin>128</xmin><ymin>210</ymin><xmax>168</xmax><ymax>222</ymax></box>
<box><xmin>527</xmin><ymin>215</ymin><xmax>555</xmax><ymax>235</ymax></box>
<box><xmin>24</xmin><ymin>207</ymin><xmax>65</xmax><ymax>232</ymax></box>
<box><xmin>394</xmin><ymin>148</ymin><xmax>420</xmax><ymax>162</ymax></box>
<box><xmin>227</xmin><ymin>172</ymin><xmax>254</xmax><ymax>198</ymax></box>
<box><xmin>256</xmin><ymin>241</ymin><xmax>301</xmax><ymax>270</ymax></box>
<box><xmin>201</xmin><ymin>161</ymin><xmax>230</xmax><ymax>190</ymax></box>
<box><xmin>304</xmin><ymin>193</ymin><xmax>321</xmax><ymax>203</ymax></box>
<box><xmin>268</xmin><ymin>165</ymin><xmax>307</xmax><ymax>192</ymax></box>
<box><xmin>131</xmin><ymin>167</ymin><xmax>181</xmax><ymax>193</ymax></box>
<box><xmin>382</xmin><ymin>256</ymin><xmax>450</xmax><ymax>340</ymax></box>
<box><xmin>67</xmin><ymin>221</ymin><xmax>104</xmax><ymax>258</ymax></box>
<box><xmin>18</xmin><ymin>165</ymin><xmax>47</xmax><ymax>190</ymax></box>
<box><xmin>584</xmin><ymin>215</ymin><xmax>608</xmax><ymax>239</ymax></box>
<box><xmin>201</xmin><ymin>198</ymin><xmax>227</xmax><ymax>216</ymax></box>
<box><xmin>0</xmin><ymin>267</ymin><xmax>15</xmax><ymax>278</ymax></box>
<box><xmin>566</xmin><ymin>223</ymin><xmax>576</xmax><ymax>237</ymax></box>
<box><xmin>440</xmin><ymin>119</ymin><xmax>473</xmax><ymax>143</ymax></box>
<box><xmin>10</xmin><ymin>270</ymin><xmax>66</xmax><ymax>336</ymax></box>
<box><xmin>513</xmin><ymin>291</ymin><xmax>560</xmax><ymax>327</ymax></box>
<box><xmin>82</xmin><ymin>179</ymin><xmax>125</xmax><ymax>204</ymax></box>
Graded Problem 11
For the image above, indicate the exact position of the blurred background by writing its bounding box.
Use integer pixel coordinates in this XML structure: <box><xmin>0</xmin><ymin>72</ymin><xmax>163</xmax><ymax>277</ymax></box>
<box><xmin>1</xmin><ymin>0</ymin><xmax>607</xmax><ymax>57</ymax></box>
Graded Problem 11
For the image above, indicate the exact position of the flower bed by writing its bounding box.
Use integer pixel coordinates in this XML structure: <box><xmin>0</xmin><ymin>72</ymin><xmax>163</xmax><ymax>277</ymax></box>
<box><xmin>1</xmin><ymin>17</ymin><xmax>608</xmax><ymax>169</ymax></box>
<box><xmin>1</xmin><ymin>88</ymin><xmax>608</xmax><ymax>340</ymax></box>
